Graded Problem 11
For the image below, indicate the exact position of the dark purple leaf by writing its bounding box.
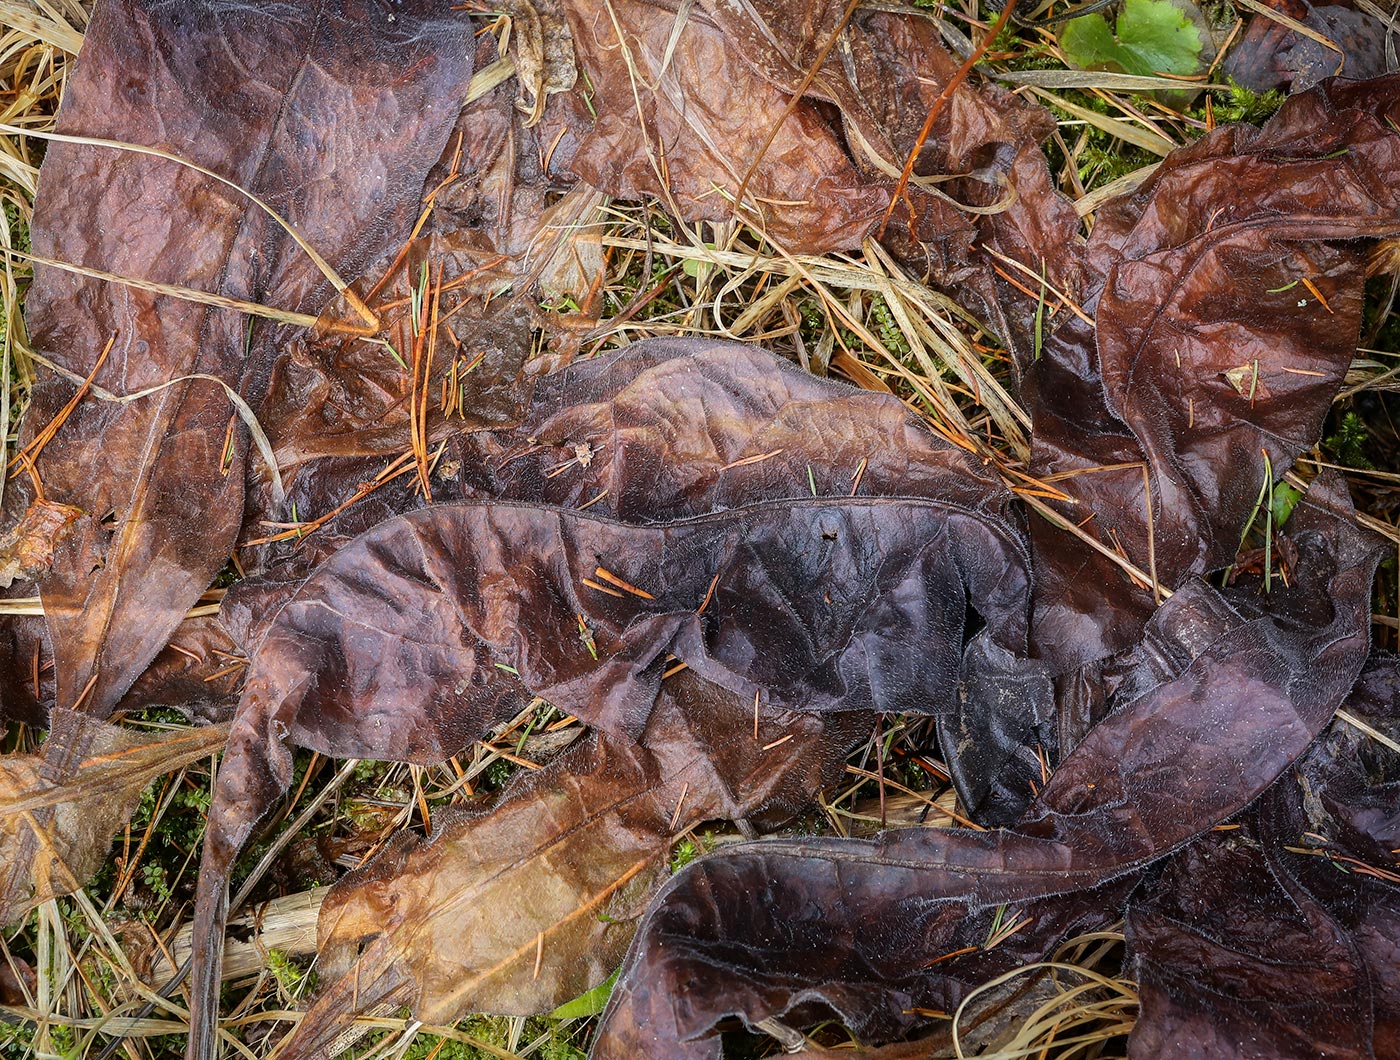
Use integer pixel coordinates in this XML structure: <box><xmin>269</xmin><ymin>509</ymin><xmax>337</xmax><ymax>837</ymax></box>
<box><xmin>589</xmin><ymin>476</ymin><xmax>1383</xmax><ymax>1058</ymax></box>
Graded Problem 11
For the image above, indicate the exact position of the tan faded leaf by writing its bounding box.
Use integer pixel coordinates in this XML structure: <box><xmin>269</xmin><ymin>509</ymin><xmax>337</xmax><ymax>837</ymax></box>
<box><xmin>499</xmin><ymin>0</ymin><xmax>577</xmax><ymax>126</ymax></box>
<box><xmin>0</xmin><ymin>710</ymin><xmax>228</xmax><ymax>923</ymax></box>
<box><xmin>270</xmin><ymin>678</ymin><xmax>864</xmax><ymax>1060</ymax></box>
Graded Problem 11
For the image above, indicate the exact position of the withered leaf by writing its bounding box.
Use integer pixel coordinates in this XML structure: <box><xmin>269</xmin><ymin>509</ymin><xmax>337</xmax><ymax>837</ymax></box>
<box><xmin>13</xmin><ymin>8</ymin><xmax>1398</xmax><ymax>1060</ymax></box>
<box><xmin>271</xmin><ymin>677</ymin><xmax>867</xmax><ymax>1060</ymax></box>
<box><xmin>0</xmin><ymin>952</ymin><xmax>35</xmax><ymax>1007</ymax></box>
<box><xmin>531</xmin><ymin>1</ymin><xmax>1082</xmax><ymax>362</ymax></box>
<box><xmin>497</xmin><ymin>0</ymin><xmax>577</xmax><ymax>126</ymax></box>
<box><xmin>697</xmin><ymin>0</ymin><xmax>1084</xmax><ymax>363</ymax></box>
<box><xmin>191</xmin><ymin>349</ymin><xmax>1032</xmax><ymax>1054</ymax></box>
<box><xmin>589</xmin><ymin>477</ymin><xmax>1384</xmax><ymax>1058</ymax></box>
<box><xmin>0</xmin><ymin>710</ymin><xmax>228</xmax><ymax>924</ymax></box>
<box><xmin>221</xmin><ymin>336</ymin><xmax>1019</xmax><ymax>680</ymax></box>
<box><xmin>196</xmin><ymin>489</ymin><xmax>1031</xmax><ymax>899</ymax></box>
<box><xmin>22</xmin><ymin>0</ymin><xmax>475</xmax><ymax>718</ymax></box>
<box><xmin>542</xmin><ymin>0</ymin><xmax>887</xmax><ymax>253</ymax></box>
<box><xmin>1</xmin><ymin>612</ymin><xmax>245</xmax><ymax>731</ymax></box>
<box><xmin>456</xmin><ymin>337</ymin><xmax>1014</xmax><ymax>520</ymax></box>
<box><xmin>1224</xmin><ymin>5</ymin><xmax>1393</xmax><ymax>93</ymax></box>
<box><xmin>242</xmin><ymin>28</ymin><xmax>588</xmax><ymax>522</ymax></box>
<box><xmin>1027</xmin><ymin>76</ymin><xmax>1400</xmax><ymax>671</ymax></box>
<box><xmin>259</xmin><ymin>279</ymin><xmax>535</xmax><ymax>476</ymax></box>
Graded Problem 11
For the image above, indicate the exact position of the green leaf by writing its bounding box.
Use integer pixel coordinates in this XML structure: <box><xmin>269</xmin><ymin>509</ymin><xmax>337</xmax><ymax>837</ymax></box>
<box><xmin>1270</xmin><ymin>481</ymin><xmax>1302</xmax><ymax>529</ymax></box>
<box><xmin>550</xmin><ymin>970</ymin><xmax>620</xmax><ymax>1019</ymax></box>
<box><xmin>1060</xmin><ymin>0</ymin><xmax>1203</xmax><ymax>78</ymax></box>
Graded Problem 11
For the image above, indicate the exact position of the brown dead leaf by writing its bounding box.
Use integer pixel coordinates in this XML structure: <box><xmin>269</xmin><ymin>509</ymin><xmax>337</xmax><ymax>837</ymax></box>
<box><xmin>1027</xmin><ymin>75</ymin><xmax>1400</xmax><ymax>671</ymax></box>
<box><xmin>543</xmin><ymin>0</ymin><xmax>887</xmax><ymax>253</ymax></box>
<box><xmin>590</xmin><ymin>476</ymin><xmax>1384</xmax><ymax>1059</ymax></box>
<box><xmin>21</xmin><ymin>0</ymin><xmax>476</xmax><ymax>718</ymax></box>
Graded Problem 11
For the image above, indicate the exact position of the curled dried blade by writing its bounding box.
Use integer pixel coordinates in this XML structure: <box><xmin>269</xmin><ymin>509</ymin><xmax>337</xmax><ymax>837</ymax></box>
<box><xmin>0</xmin><ymin>122</ymin><xmax>375</xmax><ymax>328</ymax></box>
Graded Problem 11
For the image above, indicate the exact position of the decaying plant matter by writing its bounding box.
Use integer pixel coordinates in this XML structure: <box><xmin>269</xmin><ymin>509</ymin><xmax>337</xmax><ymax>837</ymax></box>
<box><xmin>1</xmin><ymin>1</ymin><xmax>1398</xmax><ymax>1059</ymax></box>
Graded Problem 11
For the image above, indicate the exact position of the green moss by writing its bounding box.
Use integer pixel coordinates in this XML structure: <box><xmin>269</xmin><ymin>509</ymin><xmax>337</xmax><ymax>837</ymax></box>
<box><xmin>1323</xmin><ymin>410</ymin><xmax>1375</xmax><ymax>471</ymax></box>
<box><xmin>869</xmin><ymin>294</ymin><xmax>910</xmax><ymax>357</ymax></box>
<box><xmin>1208</xmin><ymin>81</ymin><xmax>1286</xmax><ymax>127</ymax></box>
<box><xmin>669</xmin><ymin>836</ymin><xmax>699</xmax><ymax>873</ymax></box>
<box><xmin>268</xmin><ymin>948</ymin><xmax>316</xmax><ymax>1001</ymax></box>
<box><xmin>1036</xmin><ymin>89</ymin><xmax>1162</xmax><ymax>192</ymax></box>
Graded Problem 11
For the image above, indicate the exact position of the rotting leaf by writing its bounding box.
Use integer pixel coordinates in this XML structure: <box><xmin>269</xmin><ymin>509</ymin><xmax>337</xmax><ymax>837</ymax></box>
<box><xmin>0</xmin><ymin>499</ymin><xmax>82</xmax><ymax>589</ymax></box>
<box><xmin>222</xmin><ymin>337</ymin><xmax>1020</xmax><ymax>663</ymax></box>
<box><xmin>0</xmin><ymin>709</ymin><xmax>228</xmax><ymax>924</ymax></box>
<box><xmin>588</xmin><ymin>476</ymin><xmax>1384</xmax><ymax>1058</ymax></box>
<box><xmin>545</xmin><ymin>0</ymin><xmax>1082</xmax><ymax>363</ymax></box>
<box><xmin>455</xmin><ymin>337</ymin><xmax>1016</xmax><ymax>521</ymax></box>
<box><xmin>1224</xmin><ymin>5</ymin><xmax>1392</xmax><ymax>94</ymax></box>
<box><xmin>1</xmin><ymin>612</ymin><xmax>245</xmax><ymax>731</ymax></box>
<box><xmin>8</xmin><ymin>9</ymin><xmax>1400</xmax><ymax>1060</ymax></box>
<box><xmin>695</xmin><ymin>0</ymin><xmax>1085</xmax><ymax>363</ymax></box>
<box><xmin>271</xmin><ymin>676</ymin><xmax>867</xmax><ymax>1060</ymax></box>
<box><xmin>19</xmin><ymin>0</ymin><xmax>475</xmax><ymax>718</ymax></box>
<box><xmin>241</xmin><ymin>28</ymin><xmax>595</xmax><ymax>526</ymax></box>
<box><xmin>495</xmin><ymin>0</ymin><xmax>578</xmax><ymax>126</ymax></box>
<box><xmin>190</xmin><ymin>489</ymin><xmax>1034</xmax><ymax>1049</ymax></box>
<box><xmin>540</xmin><ymin>0</ymin><xmax>887</xmax><ymax>254</ymax></box>
<box><xmin>189</xmin><ymin>331</ymin><xmax>1037</xmax><ymax>1057</ymax></box>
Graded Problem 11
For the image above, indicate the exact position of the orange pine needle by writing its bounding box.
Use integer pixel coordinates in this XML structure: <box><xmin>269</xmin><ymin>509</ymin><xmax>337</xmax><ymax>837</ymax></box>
<box><xmin>581</xmin><ymin>576</ymin><xmax>625</xmax><ymax>599</ymax></box>
<box><xmin>696</xmin><ymin>569</ymin><xmax>722</xmax><ymax>615</ymax></box>
<box><xmin>1300</xmin><ymin>276</ymin><xmax>1333</xmax><ymax>313</ymax></box>
<box><xmin>718</xmin><ymin>447</ymin><xmax>785</xmax><ymax>471</ymax></box>
<box><xmin>593</xmin><ymin>566</ymin><xmax>655</xmax><ymax>600</ymax></box>
<box><xmin>877</xmin><ymin>0</ymin><xmax>1017</xmax><ymax>240</ymax></box>
<box><xmin>12</xmin><ymin>330</ymin><xmax>117</xmax><ymax>480</ymax></box>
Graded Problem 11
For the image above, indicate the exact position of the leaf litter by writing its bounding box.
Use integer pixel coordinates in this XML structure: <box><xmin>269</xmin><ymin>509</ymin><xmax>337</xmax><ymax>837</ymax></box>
<box><xmin>0</xmin><ymin>2</ymin><xmax>1397</xmax><ymax>1060</ymax></box>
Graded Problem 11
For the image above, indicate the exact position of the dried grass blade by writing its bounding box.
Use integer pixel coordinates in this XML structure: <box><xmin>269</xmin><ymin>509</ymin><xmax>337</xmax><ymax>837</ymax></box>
<box><xmin>0</xmin><ymin>2</ymin><xmax>85</xmax><ymax>54</ymax></box>
<box><xmin>27</xmin><ymin>350</ymin><xmax>285</xmax><ymax>502</ymax></box>
<box><xmin>1025</xmin><ymin>88</ymin><xmax>1174</xmax><ymax>157</ymax></box>
<box><xmin>6</xmin><ymin>248</ymin><xmax>323</xmax><ymax>329</ymax></box>
<box><xmin>0</xmin><ymin>123</ymin><xmax>377</xmax><ymax>327</ymax></box>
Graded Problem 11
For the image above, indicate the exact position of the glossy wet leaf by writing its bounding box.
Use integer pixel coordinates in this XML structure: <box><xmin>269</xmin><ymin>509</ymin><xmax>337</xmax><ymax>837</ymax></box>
<box><xmin>1127</xmin><ymin>653</ymin><xmax>1400</xmax><ymax>1058</ymax></box>
<box><xmin>196</xmin><ymin>490</ymin><xmax>1032</xmax><ymax>923</ymax></box>
<box><xmin>223</xmin><ymin>336</ymin><xmax>1019</xmax><ymax>653</ymax></box>
<box><xmin>1027</xmin><ymin>76</ymin><xmax>1400</xmax><ymax>670</ymax></box>
<box><xmin>5</xmin><ymin>10</ymin><xmax>1398</xmax><ymax>1060</ymax></box>
<box><xmin>189</xmin><ymin>337</ymin><xmax>1031</xmax><ymax>1056</ymax></box>
<box><xmin>1224</xmin><ymin>5</ymin><xmax>1393</xmax><ymax>93</ymax></box>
